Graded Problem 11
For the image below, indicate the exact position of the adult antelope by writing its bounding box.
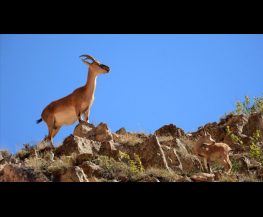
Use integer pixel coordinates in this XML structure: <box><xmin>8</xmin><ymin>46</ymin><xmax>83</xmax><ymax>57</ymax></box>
<box><xmin>193</xmin><ymin>130</ymin><xmax>233</xmax><ymax>174</ymax></box>
<box><xmin>36</xmin><ymin>55</ymin><xmax>110</xmax><ymax>148</ymax></box>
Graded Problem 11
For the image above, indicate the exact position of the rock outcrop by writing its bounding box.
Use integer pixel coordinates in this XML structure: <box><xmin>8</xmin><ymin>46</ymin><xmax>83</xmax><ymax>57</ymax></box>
<box><xmin>1</xmin><ymin>112</ymin><xmax>263</xmax><ymax>182</ymax></box>
<box><xmin>154</xmin><ymin>124</ymin><xmax>185</xmax><ymax>138</ymax></box>
<box><xmin>74</xmin><ymin>122</ymin><xmax>113</xmax><ymax>142</ymax></box>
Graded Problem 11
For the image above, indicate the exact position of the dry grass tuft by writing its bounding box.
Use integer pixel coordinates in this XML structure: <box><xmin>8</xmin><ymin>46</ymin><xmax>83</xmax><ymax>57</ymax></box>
<box><xmin>157</xmin><ymin>136</ymin><xmax>174</xmax><ymax>142</ymax></box>
<box><xmin>143</xmin><ymin>167</ymin><xmax>178</xmax><ymax>179</ymax></box>
<box><xmin>180</xmin><ymin>137</ymin><xmax>196</xmax><ymax>152</ymax></box>
<box><xmin>0</xmin><ymin>149</ymin><xmax>10</xmax><ymax>158</ymax></box>
<box><xmin>114</xmin><ymin>132</ymin><xmax>144</xmax><ymax>146</ymax></box>
<box><xmin>93</xmin><ymin>155</ymin><xmax>135</xmax><ymax>179</ymax></box>
<box><xmin>26</xmin><ymin>155</ymin><xmax>73</xmax><ymax>173</ymax></box>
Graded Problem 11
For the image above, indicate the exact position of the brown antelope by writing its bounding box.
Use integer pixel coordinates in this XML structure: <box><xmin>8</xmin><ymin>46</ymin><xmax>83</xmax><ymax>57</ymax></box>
<box><xmin>36</xmin><ymin>55</ymin><xmax>110</xmax><ymax>148</ymax></box>
<box><xmin>193</xmin><ymin>130</ymin><xmax>233</xmax><ymax>174</ymax></box>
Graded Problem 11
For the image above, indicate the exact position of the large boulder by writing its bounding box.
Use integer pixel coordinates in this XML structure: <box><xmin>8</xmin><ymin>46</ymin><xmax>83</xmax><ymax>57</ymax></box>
<box><xmin>161</xmin><ymin>146</ymin><xmax>182</xmax><ymax>172</ymax></box>
<box><xmin>0</xmin><ymin>164</ymin><xmax>49</xmax><ymax>182</ymax></box>
<box><xmin>74</xmin><ymin>122</ymin><xmax>113</xmax><ymax>142</ymax></box>
<box><xmin>222</xmin><ymin>114</ymin><xmax>250</xmax><ymax>148</ymax></box>
<box><xmin>54</xmin><ymin>134</ymin><xmax>101</xmax><ymax>159</ymax></box>
<box><xmin>74</xmin><ymin>122</ymin><xmax>96</xmax><ymax>140</ymax></box>
<box><xmin>98</xmin><ymin>141</ymin><xmax>121</xmax><ymax>161</ymax></box>
<box><xmin>154</xmin><ymin>124</ymin><xmax>185</xmax><ymax>138</ymax></box>
<box><xmin>116</xmin><ymin>127</ymin><xmax>127</xmax><ymax>135</ymax></box>
<box><xmin>161</xmin><ymin>139</ymin><xmax>203</xmax><ymax>173</ymax></box>
<box><xmin>204</xmin><ymin>122</ymin><xmax>226</xmax><ymax>142</ymax></box>
<box><xmin>119</xmin><ymin>135</ymin><xmax>170</xmax><ymax>170</ymax></box>
<box><xmin>79</xmin><ymin>161</ymin><xmax>103</xmax><ymax>178</ymax></box>
<box><xmin>243</xmin><ymin>111</ymin><xmax>263</xmax><ymax>141</ymax></box>
<box><xmin>176</xmin><ymin>152</ymin><xmax>203</xmax><ymax>173</ymax></box>
<box><xmin>58</xmin><ymin>166</ymin><xmax>89</xmax><ymax>182</ymax></box>
<box><xmin>162</xmin><ymin>138</ymin><xmax>188</xmax><ymax>154</ymax></box>
<box><xmin>95</xmin><ymin>122</ymin><xmax>113</xmax><ymax>142</ymax></box>
<box><xmin>190</xmin><ymin>173</ymin><xmax>215</xmax><ymax>182</ymax></box>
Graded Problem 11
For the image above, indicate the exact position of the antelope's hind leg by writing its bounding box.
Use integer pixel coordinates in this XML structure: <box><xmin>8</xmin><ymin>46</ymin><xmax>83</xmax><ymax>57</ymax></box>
<box><xmin>217</xmin><ymin>158</ymin><xmax>231</xmax><ymax>174</ymax></box>
<box><xmin>43</xmin><ymin>116</ymin><xmax>56</xmax><ymax>149</ymax></box>
<box><xmin>47</xmin><ymin>125</ymin><xmax>55</xmax><ymax>149</ymax></box>
<box><xmin>223</xmin><ymin>154</ymin><xmax>232</xmax><ymax>174</ymax></box>
<box><xmin>51</xmin><ymin>126</ymin><xmax>62</xmax><ymax>146</ymax></box>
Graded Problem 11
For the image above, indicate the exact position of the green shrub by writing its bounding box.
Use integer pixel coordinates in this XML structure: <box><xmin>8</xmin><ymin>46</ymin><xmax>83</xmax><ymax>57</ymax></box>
<box><xmin>235</xmin><ymin>93</ymin><xmax>263</xmax><ymax>115</ymax></box>
<box><xmin>0</xmin><ymin>149</ymin><xmax>10</xmax><ymax>158</ymax></box>
<box><xmin>225</xmin><ymin>126</ymin><xmax>245</xmax><ymax>150</ymax></box>
<box><xmin>117</xmin><ymin>152</ymin><xmax>144</xmax><ymax>175</ymax></box>
<box><xmin>248</xmin><ymin>130</ymin><xmax>263</xmax><ymax>163</ymax></box>
<box><xmin>230</xmin><ymin>158</ymin><xmax>243</xmax><ymax>174</ymax></box>
<box><xmin>226</xmin><ymin>126</ymin><xmax>263</xmax><ymax>163</ymax></box>
<box><xmin>92</xmin><ymin>155</ymin><xmax>135</xmax><ymax>178</ymax></box>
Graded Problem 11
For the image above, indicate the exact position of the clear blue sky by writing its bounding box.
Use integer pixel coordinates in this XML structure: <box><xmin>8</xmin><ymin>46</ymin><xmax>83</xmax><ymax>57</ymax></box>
<box><xmin>1</xmin><ymin>34</ymin><xmax>263</xmax><ymax>154</ymax></box>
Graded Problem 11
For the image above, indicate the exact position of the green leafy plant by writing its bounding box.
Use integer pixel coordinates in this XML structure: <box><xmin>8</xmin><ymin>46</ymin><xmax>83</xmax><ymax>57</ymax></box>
<box><xmin>117</xmin><ymin>152</ymin><xmax>144</xmax><ymax>175</ymax></box>
<box><xmin>92</xmin><ymin>155</ymin><xmax>135</xmax><ymax>178</ymax></box>
<box><xmin>230</xmin><ymin>158</ymin><xmax>244</xmax><ymax>174</ymax></box>
<box><xmin>16</xmin><ymin>150</ymin><xmax>30</xmax><ymax>160</ymax></box>
<box><xmin>248</xmin><ymin>130</ymin><xmax>263</xmax><ymax>163</ymax></box>
<box><xmin>226</xmin><ymin>126</ymin><xmax>263</xmax><ymax>163</ymax></box>
<box><xmin>235</xmin><ymin>93</ymin><xmax>263</xmax><ymax>115</ymax></box>
<box><xmin>225</xmin><ymin>126</ymin><xmax>244</xmax><ymax>150</ymax></box>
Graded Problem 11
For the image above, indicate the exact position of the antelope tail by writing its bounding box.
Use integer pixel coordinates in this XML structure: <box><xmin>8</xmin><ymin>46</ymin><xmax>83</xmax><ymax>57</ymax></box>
<box><xmin>36</xmin><ymin>118</ymin><xmax>42</xmax><ymax>124</ymax></box>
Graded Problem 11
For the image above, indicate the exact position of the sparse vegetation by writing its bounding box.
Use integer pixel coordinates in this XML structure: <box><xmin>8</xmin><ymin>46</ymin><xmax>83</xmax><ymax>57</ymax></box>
<box><xmin>136</xmin><ymin>167</ymin><xmax>179</xmax><ymax>182</ymax></box>
<box><xmin>235</xmin><ymin>93</ymin><xmax>263</xmax><ymax>115</ymax></box>
<box><xmin>226</xmin><ymin>126</ymin><xmax>263</xmax><ymax>164</ymax></box>
<box><xmin>91</xmin><ymin>152</ymin><xmax>144</xmax><ymax>180</ymax></box>
<box><xmin>26</xmin><ymin>155</ymin><xmax>73</xmax><ymax>173</ymax></box>
<box><xmin>238</xmin><ymin>174</ymin><xmax>262</xmax><ymax>182</ymax></box>
<box><xmin>248</xmin><ymin>130</ymin><xmax>263</xmax><ymax>163</ymax></box>
<box><xmin>0</xmin><ymin>149</ymin><xmax>10</xmax><ymax>158</ymax></box>
<box><xmin>92</xmin><ymin>155</ymin><xmax>136</xmax><ymax>179</ymax></box>
<box><xmin>1</xmin><ymin>94</ymin><xmax>263</xmax><ymax>182</ymax></box>
<box><xmin>180</xmin><ymin>137</ymin><xmax>196</xmax><ymax>152</ymax></box>
<box><xmin>230</xmin><ymin>158</ymin><xmax>244</xmax><ymax>174</ymax></box>
<box><xmin>156</xmin><ymin>136</ymin><xmax>173</xmax><ymax>142</ymax></box>
<box><xmin>16</xmin><ymin>150</ymin><xmax>31</xmax><ymax>160</ymax></box>
<box><xmin>114</xmin><ymin>132</ymin><xmax>144</xmax><ymax>145</ymax></box>
<box><xmin>117</xmin><ymin>152</ymin><xmax>144</xmax><ymax>175</ymax></box>
<box><xmin>225</xmin><ymin>125</ymin><xmax>245</xmax><ymax>150</ymax></box>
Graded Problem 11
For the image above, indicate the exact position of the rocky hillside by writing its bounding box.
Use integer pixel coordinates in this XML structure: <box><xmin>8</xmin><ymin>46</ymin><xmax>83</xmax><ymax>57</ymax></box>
<box><xmin>1</xmin><ymin>111</ymin><xmax>263</xmax><ymax>182</ymax></box>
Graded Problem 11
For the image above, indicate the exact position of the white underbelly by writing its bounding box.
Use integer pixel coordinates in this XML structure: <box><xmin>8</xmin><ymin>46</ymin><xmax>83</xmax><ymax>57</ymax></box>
<box><xmin>54</xmin><ymin>107</ymin><xmax>78</xmax><ymax>127</ymax></box>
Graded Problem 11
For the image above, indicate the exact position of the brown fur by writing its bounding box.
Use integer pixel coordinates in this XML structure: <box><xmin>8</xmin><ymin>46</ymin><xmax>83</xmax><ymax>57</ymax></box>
<box><xmin>37</xmin><ymin>55</ymin><xmax>110</xmax><ymax>148</ymax></box>
<box><xmin>193</xmin><ymin>133</ymin><xmax>233</xmax><ymax>174</ymax></box>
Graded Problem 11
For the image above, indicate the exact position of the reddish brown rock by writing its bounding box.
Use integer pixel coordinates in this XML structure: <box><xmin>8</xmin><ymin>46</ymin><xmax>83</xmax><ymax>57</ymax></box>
<box><xmin>154</xmin><ymin>124</ymin><xmax>185</xmax><ymax>138</ymax></box>
<box><xmin>0</xmin><ymin>164</ymin><xmax>49</xmax><ymax>182</ymax></box>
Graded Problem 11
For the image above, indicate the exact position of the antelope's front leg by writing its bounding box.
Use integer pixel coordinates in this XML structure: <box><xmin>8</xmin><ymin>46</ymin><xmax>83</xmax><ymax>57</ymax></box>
<box><xmin>75</xmin><ymin>107</ymin><xmax>84</xmax><ymax>123</ymax></box>
<box><xmin>207</xmin><ymin>157</ymin><xmax>212</xmax><ymax>174</ymax></box>
<box><xmin>84</xmin><ymin>109</ymin><xmax>90</xmax><ymax>123</ymax></box>
<box><xmin>198</xmin><ymin>156</ymin><xmax>208</xmax><ymax>173</ymax></box>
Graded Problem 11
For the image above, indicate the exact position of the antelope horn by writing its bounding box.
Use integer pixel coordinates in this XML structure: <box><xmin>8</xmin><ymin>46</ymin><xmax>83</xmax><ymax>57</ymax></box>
<box><xmin>79</xmin><ymin>55</ymin><xmax>96</xmax><ymax>62</ymax></box>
